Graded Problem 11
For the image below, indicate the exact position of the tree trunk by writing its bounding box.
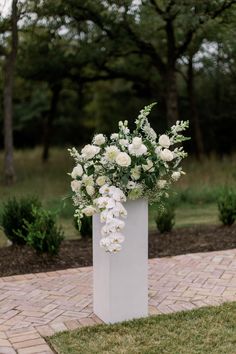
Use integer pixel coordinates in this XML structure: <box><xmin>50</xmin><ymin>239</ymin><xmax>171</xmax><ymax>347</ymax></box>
<box><xmin>3</xmin><ymin>0</ymin><xmax>18</xmax><ymax>185</ymax></box>
<box><xmin>187</xmin><ymin>55</ymin><xmax>204</xmax><ymax>159</ymax></box>
<box><xmin>42</xmin><ymin>83</ymin><xmax>61</xmax><ymax>162</ymax></box>
<box><xmin>165</xmin><ymin>68</ymin><xmax>179</xmax><ymax>127</ymax></box>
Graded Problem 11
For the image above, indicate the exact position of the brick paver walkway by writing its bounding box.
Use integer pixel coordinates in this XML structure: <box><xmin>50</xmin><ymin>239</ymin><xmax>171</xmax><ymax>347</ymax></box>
<box><xmin>1</xmin><ymin>249</ymin><xmax>236</xmax><ymax>353</ymax></box>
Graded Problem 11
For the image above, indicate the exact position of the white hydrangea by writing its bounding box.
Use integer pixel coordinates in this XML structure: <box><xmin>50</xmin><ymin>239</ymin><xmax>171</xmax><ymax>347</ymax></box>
<box><xmin>111</xmin><ymin>133</ymin><xmax>119</xmax><ymax>140</ymax></box>
<box><xmin>157</xmin><ymin>179</ymin><xmax>167</xmax><ymax>189</ymax></box>
<box><xmin>116</xmin><ymin>152</ymin><xmax>131</xmax><ymax>167</ymax></box>
<box><xmin>172</xmin><ymin>171</ymin><xmax>181</xmax><ymax>181</ymax></box>
<box><xmin>94</xmin><ymin>134</ymin><xmax>106</xmax><ymax>146</ymax></box>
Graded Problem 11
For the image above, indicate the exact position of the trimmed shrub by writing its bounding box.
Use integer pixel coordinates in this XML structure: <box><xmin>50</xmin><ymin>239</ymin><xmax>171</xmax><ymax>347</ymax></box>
<box><xmin>22</xmin><ymin>208</ymin><xmax>64</xmax><ymax>255</ymax></box>
<box><xmin>1</xmin><ymin>196</ymin><xmax>41</xmax><ymax>245</ymax></box>
<box><xmin>155</xmin><ymin>202</ymin><xmax>175</xmax><ymax>233</ymax></box>
<box><xmin>218</xmin><ymin>188</ymin><xmax>236</xmax><ymax>226</ymax></box>
<box><xmin>74</xmin><ymin>216</ymin><xmax>92</xmax><ymax>238</ymax></box>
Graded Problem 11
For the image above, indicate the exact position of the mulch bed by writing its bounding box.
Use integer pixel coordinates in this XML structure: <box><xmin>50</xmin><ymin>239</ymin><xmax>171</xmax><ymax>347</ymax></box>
<box><xmin>1</xmin><ymin>224</ymin><xmax>236</xmax><ymax>277</ymax></box>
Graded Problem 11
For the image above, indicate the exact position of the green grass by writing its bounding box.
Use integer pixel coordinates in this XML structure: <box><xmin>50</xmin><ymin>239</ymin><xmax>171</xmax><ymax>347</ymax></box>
<box><xmin>0</xmin><ymin>148</ymin><xmax>235</xmax><ymax>246</ymax></box>
<box><xmin>48</xmin><ymin>301</ymin><xmax>236</xmax><ymax>354</ymax></box>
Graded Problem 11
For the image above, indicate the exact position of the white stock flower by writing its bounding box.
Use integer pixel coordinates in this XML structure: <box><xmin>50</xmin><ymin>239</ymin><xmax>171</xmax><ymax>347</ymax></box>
<box><xmin>81</xmin><ymin>144</ymin><xmax>100</xmax><ymax>160</ymax></box>
<box><xmin>82</xmin><ymin>174</ymin><xmax>94</xmax><ymax>186</ymax></box>
<box><xmin>94</xmin><ymin>134</ymin><xmax>106</xmax><ymax>146</ymax></box>
<box><xmin>86</xmin><ymin>185</ymin><xmax>95</xmax><ymax>196</ymax></box>
<box><xmin>82</xmin><ymin>206</ymin><xmax>96</xmax><ymax>216</ymax></box>
<box><xmin>131</xmin><ymin>166</ymin><xmax>141</xmax><ymax>180</ymax></box>
<box><xmin>157</xmin><ymin>179</ymin><xmax>167</xmax><ymax>189</ymax></box>
<box><xmin>111</xmin><ymin>133</ymin><xmax>119</xmax><ymax>140</ymax></box>
<box><xmin>160</xmin><ymin>148</ymin><xmax>174</xmax><ymax>162</ymax></box>
<box><xmin>142</xmin><ymin>159</ymin><xmax>154</xmax><ymax>172</ymax></box>
<box><xmin>128</xmin><ymin>137</ymin><xmax>147</xmax><ymax>157</ymax></box>
<box><xmin>96</xmin><ymin>176</ymin><xmax>106</xmax><ymax>186</ymax></box>
<box><xmin>116</xmin><ymin>152</ymin><xmax>131</xmax><ymax>167</ymax></box>
<box><xmin>104</xmin><ymin>146</ymin><xmax>120</xmax><ymax>162</ymax></box>
<box><xmin>71</xmin><ymin>180</ymin><xmax>82</xmax><ymax>192</ymax></box>
<box><xmin>172</xmin><ymin>171</ymin><xmax>181</xmax><ymax>181</ymax></box>
<box><xmin>158</xmin><ymin>134</ymin><xmax>171</xmax><ymax>148</ymax></box>
<box><xmin>71</xmin><ymin>164</ymin><xmax>83</xmax><ymax>179</ymax></box>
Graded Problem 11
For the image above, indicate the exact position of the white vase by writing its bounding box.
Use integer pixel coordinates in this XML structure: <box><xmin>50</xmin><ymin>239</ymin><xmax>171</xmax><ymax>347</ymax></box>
<box><xmin>93</xmin><ymin>199</ymin><xmax>148</xmax><ymax>324</ymax></box>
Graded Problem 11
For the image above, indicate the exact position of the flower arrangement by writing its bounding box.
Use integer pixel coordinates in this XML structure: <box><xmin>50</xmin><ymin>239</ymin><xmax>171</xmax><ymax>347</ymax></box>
<box><xmin>69</xmin><ymin>103</ymin><xmax>188</xmax><ymax>253</ymax></box>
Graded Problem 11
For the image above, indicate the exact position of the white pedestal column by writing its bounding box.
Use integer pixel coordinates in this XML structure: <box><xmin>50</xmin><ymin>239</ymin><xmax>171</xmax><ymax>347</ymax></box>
<box><xmin>93</xmin><ymin>199</ymin><xmax>148</xmax><ymax>324</ymax></box>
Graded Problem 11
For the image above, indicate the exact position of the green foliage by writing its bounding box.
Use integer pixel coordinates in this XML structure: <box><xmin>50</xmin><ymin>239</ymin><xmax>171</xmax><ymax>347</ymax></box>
<box><xmin>22</xmin><ymin>208</ymin><xmax>64</xmax><ymax>255</ymax></box>
<box><xmin>1</xmin><ymin>196</ymin><xmax>41</xmax><ymax>245</ymax></box>
<box><xmin>217</xmin><ymin>188</ymin><xmax>236</xmax><ymax>226</ymax></box>
<box><xmin>74</xmin><ymin>216</ymin><xmax>92</xmax><ymax>239</ymax></box>
<box><xmin>155</xmin><ymin>202</ymin><xmax>175</xmax><ymax>233</ymax></box>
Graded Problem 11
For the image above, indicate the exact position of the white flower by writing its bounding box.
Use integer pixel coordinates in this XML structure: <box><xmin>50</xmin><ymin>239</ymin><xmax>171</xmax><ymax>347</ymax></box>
<box><xmin>142</xmin><ymin>160</ymin><xmax>154</xmax><ymax>172</ymax></box>
<box><xmin>111</xmin><ymin>133</ymin><xmax>119</xmax><ymax>140</ymax></box>
<box><xmin>94</xmin><ymin>134</ymin><xmax>106</xmax><ymax>146</ymax></box>
<box><xmin>108</xmin><ymin>186</ymin><xmax>126</xmax><ymax>202</ymax></box>
<box><xmin>106</xmin><ymin>243</ymin><xmax>122</xmax><ymax>253</ymax></box>
<box><xmin>116</xmin><ymin>152</ymin><xmax>131</xmax><ymax>167</ymax></box>
<box><xmin>155</xmin><ymin>147</ymin><xmax>161</xmax><ymax>156</ymax></box>
<box><xmin>128</xmin><ymin>137</ymin><xmax>147</xmax><ymax>156</ymax></box>
<box><xmin>132</xmin><ymin>137</ymin><xmax>142</xmax><ymax>148</ymax></box>
<box><xmin>95</xmin><ymin>196</ymin><xmax>115</xmax><ymax>209</ymax></box>
<box><xmin>81</xmin><ymin>144</ymin><xmax>100</xmax><ymax>160</ymax></box>
<box><xmin>131</xmin><ymin>166</ymin><xmax>141</xmax><ymax>180</ymax></box>
<box><xmin>86</xmin><ymin>185</ymin><xmax>95</xmax><ymax>196</ymax></box>
<box><xmin>82</xmin><ymin>206</ymin><xmax>97</xmax><ymax>216</ymax></box>
<box><xmin>71</xmin><ymin>164</ymin><xmax>83</xmax><ymax>179</ymax></box>
<box><xmin>99</xmin><ymin>184</ymin><xmax>110</xmax><ymax>195</ymax></box>
<box><xmin>159</xmin><ymin>134</ymin><xmax>171</xmax><ymax>148</ymax></box>
<box><xmin>96</xmin><ymin>176</ymin><xmax>106</xmax><ymax>186</ymax></box>
<box><xmin>112</xmin><ymin>202</ymin><xmax>127</xmax><ymax>217</ymax></box>
<box><xmin>160</xmin><ymin>148</ymin><xmax>174</xmax><ymax>162</ymax></box>
<box><xmin>157</xmin><ymin>179</ymin><xmax>167</xmax><ymax>189</ymax></box>
<box><xmin>172</xmin><ymin>171</ymin><xmax>181</xmax><ymax>181</ymax></box>
<box><xmin>71</xmin><ymin>180</ymin><xmax>82</xmax><ymax>192</ymax></box>
<box><xmin>104</xmin><ymin>146</ymin><xmax>120</xmax><ymax>162</ymax></box>
<box><xmin>127</xmin><ymin>181</ymin><xmax>137</xmax><ymax>189</ymax></box>
<box><xmin>128</xmin><ymin>186</ymin><xmax>143</xmax><ymax>200</ymax></box>
<box><xmin>109</xmin><ymin>232</ymin><xmax>125</xmax><ymax>244</ymax></box>
<box><xmin>82</xmin><ymin>174</ymin><xmax>94</xmax><ymax>186</ymax></box>
<box><xmin>119</xmin><ymin>139</ymin><xmax>129</xmax><ymax>147</ymax></box>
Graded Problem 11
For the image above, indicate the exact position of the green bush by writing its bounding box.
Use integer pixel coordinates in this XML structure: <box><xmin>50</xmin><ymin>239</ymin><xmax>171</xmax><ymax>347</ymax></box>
<box><xmin>21</xmin><ymin>208</ymin><xmax>64</xmax><ymax>255</ymax></box>
<box><xmin>74</xmin><ymin>216</ymin><xmax>92</xmax><ymax>238</ymax></box>
<box><xmin>218</xmin><ymin>188</ymin><xmax>236</xmax><ymax>226</ymax></box>
<box><xmin>1</xmin><ymin>196</ymin><xmax>41</xmax><ymax>245</ymax></box>
<box><xmin>155</xmin><ymin>202</ymin><xmax>175</xmax><ymax>233</ymax></box>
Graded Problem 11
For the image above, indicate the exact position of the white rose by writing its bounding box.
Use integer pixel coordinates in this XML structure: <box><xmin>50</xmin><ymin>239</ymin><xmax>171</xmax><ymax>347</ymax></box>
<box><xmin>86</xmin><ymin>185</ymin><xmax>95</xmax><ymax>196</ymax></box>
<box><xmin>71</xmin><ymin>180</ymin><xmax>82</xmax><ymax>192</ymax></box>
<box><xmin>128</xmin><ymin>143</ymin><xmax>147</xmax><ymax>157</ymax></box>
<box><xmin>158</xmin><ymin>134</ymin><xmax>171</xmax><ymax>148</ymax></box>
<box><xmin>104</xmin><ymin>146</ymin><xmax>120</xmax><ymax>162</ymax></box>
<box><xmin>131</xmin><ymin>166</ymin><xmax>141</xmax><ymax>180</ymax></box>
<box><xmin>116</xmin><ymin>152</ymin><xmax>131</xmax><ymax>167</ymax></box>
<box><xmin>81</xmin><ymin>144</ymin><xmax>100</xmax><ymax>159</ymax></box>
<box><xmin>71</xmin><ymin>164</ymin><xmax>83</xmax><ymax>179</ymax></box>
<box><xmin>160</xmin><ymin>148</ymin><xmax>174</xmax><ymax>162</ymax></box>
<box><xmin>96</xmin><ymin>176</ymin><xmax>106</xmax><ymax>186</ymax></box>
<box><xmin>157</xmin><ymin>179</ymin><xmax>167</xmax><ymax>189</ymax></box>
<box><xmin>172</xmin><ymin>171</ymin><xmax>181</xmax><ymax>181</ymax></box>
<box><xmin>94</xmin><ymin>134</ymin><xmax>106</xmax><ymax>146</ymax></box>
<box><xmin>82</xmin><ymin>174</ymin><xmax>94</xmax><ymax>186</ymax></box>
<box><xmin>142</xmin><ymin>160</ymin><xmax>154</xmax><ymax>172</ymax></box>
<box><xmin>82</xmin><ymin>206</ymin><xmax>96</xmax><ymax>216</ymax></box>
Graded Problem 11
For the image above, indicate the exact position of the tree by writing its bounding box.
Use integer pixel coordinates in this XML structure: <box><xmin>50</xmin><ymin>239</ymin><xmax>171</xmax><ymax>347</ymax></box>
<box><xmin>2</xmin><ymin>0</ymin><xmax>19</xmax><ymax>184</ymax></box>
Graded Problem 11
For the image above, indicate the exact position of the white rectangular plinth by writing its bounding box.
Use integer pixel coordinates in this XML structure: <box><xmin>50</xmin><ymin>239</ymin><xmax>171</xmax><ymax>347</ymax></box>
<box><xmin>93</xmin><ymin>199</ymin><xmax>148</xmax><ymax>324</ymax></box>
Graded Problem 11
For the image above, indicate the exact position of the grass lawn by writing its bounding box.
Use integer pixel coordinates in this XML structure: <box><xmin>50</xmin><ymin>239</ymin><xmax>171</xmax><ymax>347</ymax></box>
<box><xmin>48</xmin><ymin>301</ymin><xmax>236</xmax><ymax>354</ymax></box>
<box><xmin>0</xmin><ymin>148</ymin><xmax>235</xmax><ymax>246</ymax></box>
